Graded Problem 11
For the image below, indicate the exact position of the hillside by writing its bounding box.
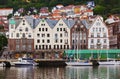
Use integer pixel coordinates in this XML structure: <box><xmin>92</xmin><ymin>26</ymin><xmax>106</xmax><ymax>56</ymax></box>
<box><xmin>0</xmin><ymin>0</ymin><xmax>120</xmax><ymax>16</ymax></box>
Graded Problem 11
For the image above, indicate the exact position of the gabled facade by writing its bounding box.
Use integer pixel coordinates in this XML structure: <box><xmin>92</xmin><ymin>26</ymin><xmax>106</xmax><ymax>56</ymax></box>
<box><xmin>88</xmin><ymin>16</ymin><xmax>109</xmax><ymax>49</ymax></box>
<box><xmin>34</xmin><ymin>19</ymin><xmax>54</xmax><ymax>51</ymax></box>
<box><xmin>52</xmin><ymin>19</ymin><xmax>72</xmax><ymax>50</ymax></box>
<box><xmin>71</xmin><ymin>18</ymin><xmax>88</xmax><ymax>50</ymax></box>
<box><xmin>8</xmin><ymin>17</ymin><xmax>34</xmax><ymax>52</ymax></box>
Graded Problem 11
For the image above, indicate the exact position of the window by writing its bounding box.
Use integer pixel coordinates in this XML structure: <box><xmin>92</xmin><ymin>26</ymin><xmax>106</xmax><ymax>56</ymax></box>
<box><xmin>55</xmin><ymin>39</ymin><xmax>58</xmax><ymax>43</ymax></box>
<box><xmin>36</xmin><ymin>45</ymin><xmax>38</xmax><ymax>50</ymax></box>
<box><xmin>63</xmin><ymin>28</ymin><xmax>66</xmax><ymax>31</ymax></box>
<box><xmin>16</xmin><ymin>39</ymin><xmax>20</xmax><ymax>44</ymax></box>
<box><xmin>25</xmin><ymin>28</ymin><xmax>28</xmax><ymax>31</ymax></box>
<box><xmin>39</xmin><ymin>28</ymin><xmax>41</xmax><ymax>31</ymax></box>
<box><xmin>57</xmin><ymin>28</ymin><xmax>59</xmax><ymax>31</ymax></box>
<box><xmin>47</xmin><ymin>39</ymin><xmax>50</xmax><ymax>43</ymax></box>
<box><xmin>99</xmin><ymin>28</ymin><xmax>101</xmax><ymax>32</ymax></box>
<box><xmin>42</xmin><ymin>28</ymin><xmax>44</xmax><ymax>31</ymax></box>
<box><xmin>39</xmin><ymin>45</ymin><xmax>41</xmax><ymax>49</ymax></box>
<box><xmin>46</xmin><ymin>28</ymin><xmax>48</xmax><ymax>31</ymax></box>
<box><xmin>37</xmin><ymin>34</ymin><xmax>40</xmax><ymax>37</ymax></box>
<box><xmin>96</xmin><ymin>28</ymin><xmax>98</xmax><ymax>32</ymax></box>
<box><xmin>104</xmin><ymin>39</ymin><xmax>106</xmax><ymax>43</ymax></box>
<box><xmin>102</xmin><ymin>28</ymin><xmax>104</xmax><ymax>32</ymax></box>
<box><xmin>91</xmin><ymin>39</ymin><xmax>93</xmax><ymax>43</ymax></box>
<box><xmin>22</xmin><ymin>33</ymin><xmax>25</xmax><ymax>38</ymax></box>
<box><xmin>16</xmin><ymin>45</ymin><xmax>20</xmax><ymax>51</ymax></box>
<box><xmin>28</xmin><ymin>34</ymin><xmax>31</xmax><ymax>37</ymax></box>
<box><xmin>22</xmin><ymin>45</ymin><xmax>26</xmax><ymax>50</ymax></box>
<box><xmin>96</xmin><ymin>22</ymin><xmax>100</xmax><ymax>26</ymax></box>
<box><xmin>49</xmin><ymin>45</ymin><xmax>51</xmax><ymax>49</ymax></box>
<box><xmin>47</xmin><ymin>34</ymin><xmax>50</xmax><ymax>37</ymax></box>
<box><xmin>65</xmin><ymin>39</ymin><xmax>68</xmax><ymax>44</ymax></box>
<box><xmin>97</xmin><ymin>33</ymin><xmax>100</xmax><ymax>37</ymax></box>
<box><xmin>60</xmin><ymin>45</ymin><xmax>62</xmax><ymax>49</ymax></box>
<box><xmin>37</xmin><ymin>39</ymin><xmax>40</xmax><ymax>43</ymax></box>
<box><xmin>59</xmin><ymin>24</ymin><xmax>63</xmax><ymax>26</ymax></box>
<box><xmin>28</xmin><ymin>45</ymin><xmax>31</xmax><ymax>51</ymax></box>
<box><xmin>60</xmin><ymin>39</ymin><xmax>62</xmax><ymax>43</ymax></box>
<box><xmin>41</xmin><ymin>34</ymin><xmax>45</xmax><ymax>37</ymax></box>
<box><xmin>90</xmin><ymin>45</ymin><xmax>94</xmax><ymax>49</ymax></box>
<box><xmin>46</xmin><ymin>45</ymin><xmax>48</xmax><ymax>49</ymax></box>
<box><xmin>42</xmin><ymin>45</ymin><xmax>44</xmax><ymax>49</ymax></box>
<box><xmin>54</xmin><ymin>45</ymin><xmax>56</xmax><ymax>49</ymax></box>
<box><xmin>103</xmin><ymin>33</ymin><xmax>106</xmax><ymax>37</ymax></box>
<box><xmin>57</xmin><ymin>45</ymin><xmax>59</xmax><ymax>49</ymax></box>
<box><xmin>60</xmin><ymin>33</ymin><xmax>62</xmax><ymax>37</ymax></box>
<box><xmin>19</xmin><ymin>29</ymin><xmax>22</xmax><ymax>31</ymax></box>
<box><xmin>16</xmin><ymin>33</ymin><xmax>19</xmax><ymax>37</ymax></box>
<box><xmin>97</xmin><ymin>39</ymin><xmax>100</xmax><ymax>43</ymax></box>
<box><xmin>41</xmin><ymin>24</ymin><xmax>45</xmax><ymax>26</ymax></box>
<box><xmin>64</xmin><ymin>32</ymin><xmax>68</xmax><ymax>37</ymax></box>
<box><xmin>91</xmin><ymin>33</ymin><xmax>94</xmax><ymax>37</ymax></box>
<box><xmin>42</xmin><ymin>40</ymin><xmax>45</xmax><ymax>43</ymax></box>
<box><xmin>93</xmin><ymin>28</ymin><xmax>95</xmax><ymax>32</ymax></box>
<box><xmin>60</xmin><ymin>28</ymin><xmax>62</xmax><ymax>31</ymax></box>
<box><xmin>55</xmin><ymin>33</ymin><xmax>58</xmax><ymax>38</ymax></box>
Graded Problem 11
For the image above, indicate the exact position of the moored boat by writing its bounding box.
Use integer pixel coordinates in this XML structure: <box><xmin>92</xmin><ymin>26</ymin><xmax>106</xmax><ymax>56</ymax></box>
<box><xmin>13</xmin><ymin>58</ymin><xmax>38</xmax><ymax>66</ymax></box>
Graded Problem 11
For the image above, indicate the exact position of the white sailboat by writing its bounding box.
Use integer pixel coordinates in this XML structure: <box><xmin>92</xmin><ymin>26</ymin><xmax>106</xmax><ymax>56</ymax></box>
<box><xmin>98</xmin><ymin>50</ymin><xmax>120</xmax><ymax>65</ymax></box>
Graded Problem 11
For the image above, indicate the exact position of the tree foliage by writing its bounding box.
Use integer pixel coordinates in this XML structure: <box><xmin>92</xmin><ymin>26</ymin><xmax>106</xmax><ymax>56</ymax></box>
<box><xmin>0</xmin><ymin>34</ymin><xmax>8</xmax><ymax>51</ymax></box>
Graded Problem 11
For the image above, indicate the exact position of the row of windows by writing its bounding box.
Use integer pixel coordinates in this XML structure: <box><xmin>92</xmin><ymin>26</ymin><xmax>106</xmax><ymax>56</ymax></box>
<box><xmin>37</xmin><ymin>33</ymin><xmax>50</xmax><ymax>37</ymax></box>
<box><xmin>90</xmin><ymin>45</ymin><xmax>107</xmax><ymax>49</ymax></box>
<box><xmin>72</xmin><ymin>40</ymin><xmax>86</xmax><ymax>43</ymax></box>
<box><xmin>16</xmin><ymin>33</ymin><xmax>31</xmax><ymax>38</ymax></box>
<box><xmin>92</xmin><ymin>27</ymin><xmax>105</xmax><ymax>32</ymax></box>
<box><xmin>91</xmin><ymin>33</ymin><xmax>107</xmax><ymax>37</ymax></box>
<box><xmin>39</xmin><ymin>28</ymin><xmax>48</xmax><ymax>31</ymax></box>
<box><xmin>57</xmin><ymin>28</ymin><xmax>66</xmax><ymax>31</ymax></box>
<box><xmin>36</xmin><ymin>45</ymin><xmax>69</xmax><ymax>50</ymax></box>
<box><xmin>91</xmin><ymin>39</ymin><xmax>107</xmax><ymax>43</ymax></box>
<box><xmin>16</xmin><ymin>39</ymin><xmax>33</xmax><ymax>44</ymax></box>
<box><xmin>37</xmin><ymin>39</ymin><xmax>68</xmax><ymax>43</ymax></box>
<box><xmin>16</xmin><ymin>45</ymin><xmax>32</xmax><ymax>51</ymax></box>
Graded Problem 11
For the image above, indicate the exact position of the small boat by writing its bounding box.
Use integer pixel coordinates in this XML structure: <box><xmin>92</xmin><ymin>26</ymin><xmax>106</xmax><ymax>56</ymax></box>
<box><xmin>0</xmin><ymin>62</ymin><xmax>5</xmax><ymax>67</ymax></box>
<box><xmin>98</xmin><ymin>59</ymin><xmax>120</xmax><ymax>65</ymax></box>
<box><xmin>66</xmin><ymin>60</ymin><xmax>93</xmax><ymax>66</ymax></box>
<box><xmin>13</xmin><ymin>58</ymin><xmax>38</xmax><ymax>66</ymax></box>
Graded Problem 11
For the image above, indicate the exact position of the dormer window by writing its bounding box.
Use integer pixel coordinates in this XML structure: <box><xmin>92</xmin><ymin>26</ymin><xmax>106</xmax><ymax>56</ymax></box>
<box><xmin>59</xmin><ymin>24</ymin><xmax>63</xmax><ymax>26</ymax></box>
<box><xmin>19</xmin><ymin>29</ymin><xmax>22</xmax><ymax>31</ymax></box>
<box><xmin>96</xmin><ymin>22</ymin><xmax>100</xmax><ymax>26</ymax></box>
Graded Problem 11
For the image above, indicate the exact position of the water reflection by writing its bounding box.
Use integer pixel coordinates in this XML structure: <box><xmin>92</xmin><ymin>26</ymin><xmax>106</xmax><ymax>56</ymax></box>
<box><xmin>0</xmin><ymin>66</ymin><xmax>120</xmax><ymax>79</ymax></box>
<box><xmin>65</xmin><ymin>65</ymin><xmax>120</xmax><ymax>79</ymax></box>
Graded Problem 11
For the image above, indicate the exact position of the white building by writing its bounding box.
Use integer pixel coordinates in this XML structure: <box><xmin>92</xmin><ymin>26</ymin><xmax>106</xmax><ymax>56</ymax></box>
<box><xmin>0</xmin><ymin>8</ymin><xmax>13</xmax><ymax>16</ymax></box>
<box><xmin>88</xmin><ymin>16</ymin><xmax>109</xmax><ymax>49</ymax></box>
<box><xmin>8</xmin><ymin>16</ymin><xmax>34</xmax><ymax>52</ymax></box>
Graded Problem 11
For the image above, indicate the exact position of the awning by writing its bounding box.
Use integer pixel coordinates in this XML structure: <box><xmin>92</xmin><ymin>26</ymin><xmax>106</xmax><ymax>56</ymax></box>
<box><xmin>64</xmin><ymin>49</ymin><xmax>120</xmax><ymax>54</ymax></box>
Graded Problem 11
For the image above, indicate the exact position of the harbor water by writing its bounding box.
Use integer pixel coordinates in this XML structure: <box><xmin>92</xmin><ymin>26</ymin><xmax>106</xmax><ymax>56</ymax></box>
<box><xmin>0</xmin><ymin>65</ymin><xmax>120</xmax><ymax>79</ymax></box>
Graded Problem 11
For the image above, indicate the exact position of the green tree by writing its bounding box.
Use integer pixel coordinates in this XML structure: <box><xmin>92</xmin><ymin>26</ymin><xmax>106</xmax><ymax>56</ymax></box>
<box><xmin>94</xmin><ymin>5</ymin><xmax>106</xmax><ymax>15</ymax></box>
<box><xmin>0</xmin><ymin>34</ymin><xmax>8</xmax><ymax>51</ymax></box>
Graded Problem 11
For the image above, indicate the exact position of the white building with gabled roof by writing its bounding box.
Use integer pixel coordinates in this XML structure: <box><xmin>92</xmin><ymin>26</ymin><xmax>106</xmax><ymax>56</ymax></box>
<box><xmin>8</xmin><ymin>16</ymin><xmax>34</xmax><ymax>52</ymax></box>
<box><xmin>88</xmin><ymin>16</ymin><xmax>109</xmax><ymax>49</ymax></box>
<box><xmin>52</xmin><ymin>19</ymin><xmax>75</xmax><ymax>50</ymax></box>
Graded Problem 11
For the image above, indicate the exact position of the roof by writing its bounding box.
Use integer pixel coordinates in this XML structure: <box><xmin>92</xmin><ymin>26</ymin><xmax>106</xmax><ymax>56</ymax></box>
<box><xmin>64</xmin><ymin>49</ymin><xmax>120</xmax><ymax>54</ymax></box>
<box><xmin>63</xmin><ymin>19</ymin><xmax>75</xmax><ymax>28</ymax></box>
<box><xmin>46</xmin><ymin>19</ymin><xmax>58</xmax><ymax>29</ymax></box>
